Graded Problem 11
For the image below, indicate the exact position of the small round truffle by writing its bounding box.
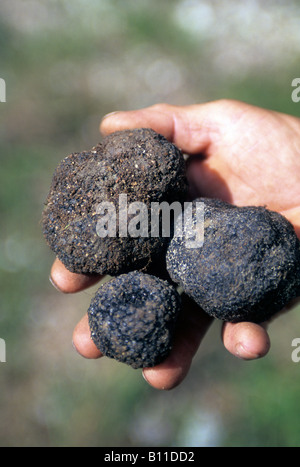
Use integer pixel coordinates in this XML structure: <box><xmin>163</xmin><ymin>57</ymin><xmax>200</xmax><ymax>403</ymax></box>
<box><xmin>166</xmin><ymin>198</ymin><xmax>300</xmax><ymax>323</ymax></box>
<box><xmin>42</xmin><ymin>128</ymin><xmax>187</xmax><ymax>275</ymax></box>
<box><xmin>88</xmin><ymin>271</ymin><xmax>181</xmax><ymax>369</ymax></box>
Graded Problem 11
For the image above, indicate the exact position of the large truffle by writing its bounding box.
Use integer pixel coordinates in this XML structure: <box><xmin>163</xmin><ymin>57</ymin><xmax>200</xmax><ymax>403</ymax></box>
<box><xmin>166</xmin><ymin>198</ymin><xmax>300</xmax><ymax>323</ymax></box>
<box><xmin>88</xmin><ymin>271</ymin><xmax>181</xmax><ymax>369</ymax></box>
<box><xmin>42</xmin><ymin>128</ymin><xmax>187</xmax><ymax>275</ymax></box>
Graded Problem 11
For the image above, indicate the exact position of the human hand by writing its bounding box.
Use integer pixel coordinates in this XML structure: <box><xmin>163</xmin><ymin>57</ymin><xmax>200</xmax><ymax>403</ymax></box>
<box><xmin>50</xmin><ymin>99</ymin><xmax>300</xmax><ymax>389</ymax></box>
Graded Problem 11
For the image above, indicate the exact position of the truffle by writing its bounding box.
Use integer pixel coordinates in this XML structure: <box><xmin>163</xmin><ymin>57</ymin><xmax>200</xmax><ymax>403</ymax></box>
<box><xmin>42</xmin><ymin>128</ymin><xmax>187</xmax><ymax>275</ymax></box>
<box><xmin>166</xmin><ymin>198</ymin><xmax>300</xmax><ymax>323</ymax></box>
<box><xmin>88</xmin><ymin>271</ymin><xmax>181</xmax><ymax>369</ymax></box>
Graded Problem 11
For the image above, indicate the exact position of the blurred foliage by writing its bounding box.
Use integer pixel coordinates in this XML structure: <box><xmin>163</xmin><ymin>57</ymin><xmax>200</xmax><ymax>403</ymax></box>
<box><xmin>0</xmin><ymin>0</ymin><xmax>300</xmax><ymax>447</ymax></box>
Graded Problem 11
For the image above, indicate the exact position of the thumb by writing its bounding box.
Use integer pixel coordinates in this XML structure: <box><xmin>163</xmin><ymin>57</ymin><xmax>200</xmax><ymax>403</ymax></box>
<box><xmin>99</xmin><ymin>101</ymin><xmax>226</xmax><ymax>155</ymax></box>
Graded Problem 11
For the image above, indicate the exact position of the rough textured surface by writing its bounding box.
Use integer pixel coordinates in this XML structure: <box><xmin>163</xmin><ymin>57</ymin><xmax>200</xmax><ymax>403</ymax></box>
<box><xmin>88</xmin><ymin>271</ymin><xmax>181</xmax><ymax>369</ymax></box>
<box><xmin>42</xmin><ymin>128</ymin><xmax>187</xmax><ymax>275</ymax></box>
<box><xmin>166</xmin><ymin>198</ymin><xmax>300</xmax><ymax>323</ymax></box>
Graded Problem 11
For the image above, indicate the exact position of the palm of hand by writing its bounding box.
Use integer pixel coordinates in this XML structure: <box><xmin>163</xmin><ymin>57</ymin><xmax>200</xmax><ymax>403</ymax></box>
<box><xmin>183</xmin><ymin>102</ymin><xmax>300</xmax><ymax>238</ymax></box>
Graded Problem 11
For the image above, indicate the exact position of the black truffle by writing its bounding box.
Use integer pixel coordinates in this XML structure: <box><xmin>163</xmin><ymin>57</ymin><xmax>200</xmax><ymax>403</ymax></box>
<box><xmin>42</xmin><ymin>128</ymin><xmax>187</xmax><ymax>275</ymax></box>
<box><xmin>166</xmin><ymin>198</ymin><xmax>300</xmax><ymax>323</ymax></box>
<box><xmin>88</xmin><ymin>271</ymin><xmax>181</xmax><ymax>369</ymax></box>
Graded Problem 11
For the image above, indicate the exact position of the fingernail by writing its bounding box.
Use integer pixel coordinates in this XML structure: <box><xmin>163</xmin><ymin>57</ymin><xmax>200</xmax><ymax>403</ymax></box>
<box><xmin>101</xmin><ymin>111</ymin><xmax>121</xmax><ymax>121</ymax></box>
<box><xmin>142</xmin><ymin>370</ymin><xmax>150</xmax><ymax>384</ymax></box>
<box><xmin>49</xmin><ymin>274</ymin><xmax>60</xmax><ymax>291</ymax></box>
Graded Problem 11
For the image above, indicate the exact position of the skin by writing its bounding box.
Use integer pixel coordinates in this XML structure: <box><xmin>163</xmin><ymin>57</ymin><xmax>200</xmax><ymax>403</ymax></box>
<box><xmin>50</xmin><ymin>99</ymin><xmax>300</xmax><ymax>390</ymax></box>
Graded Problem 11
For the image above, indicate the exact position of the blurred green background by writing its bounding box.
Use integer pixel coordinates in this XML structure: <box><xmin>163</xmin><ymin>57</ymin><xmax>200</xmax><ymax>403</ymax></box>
<box><xmin>1</xmin><ymin>0</ymin><xmax>300</xmax><ymax>447</ymax></box>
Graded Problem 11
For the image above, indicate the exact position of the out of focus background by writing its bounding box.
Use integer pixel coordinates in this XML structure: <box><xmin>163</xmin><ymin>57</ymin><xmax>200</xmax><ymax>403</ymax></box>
<box><xmin>1</xmin><ymin>0</ymin><xmax>300</xmax><ymax>447</ymax></box>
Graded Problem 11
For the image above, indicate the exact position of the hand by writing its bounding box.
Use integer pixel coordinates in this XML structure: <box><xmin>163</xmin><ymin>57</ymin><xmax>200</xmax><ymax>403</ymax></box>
<box><xmin>50</xmin><ymin>99</ymin><xmax>300</xmax><ymax>389</ymax></box>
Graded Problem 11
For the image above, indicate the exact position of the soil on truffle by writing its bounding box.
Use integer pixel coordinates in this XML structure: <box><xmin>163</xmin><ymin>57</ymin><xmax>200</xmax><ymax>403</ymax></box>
<box><xmin>88</xmin><ymin>271</ymin><xmax>181</xmax><ymax>369</ymax></box>
<box><xmin>166</xmin><ymin>198</ymin><xmax>300</xmax><ymax>323</ymax></box>
<box><xmin>42</xmin><ymin>128</ymin><xmax>187</xmax><ymax>276</ymax></box>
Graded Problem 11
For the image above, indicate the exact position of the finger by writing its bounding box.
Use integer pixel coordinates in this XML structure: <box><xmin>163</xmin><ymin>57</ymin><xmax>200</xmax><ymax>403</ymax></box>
<box><xmin>72</xmin><ymin>314</ymin><xmax>102</xmax><ymax>359</ymax></box>
<box><xmin>222</xmin><ymin>321</ymin><xmax>271</xmax><ymax>360</ymax></box>
<box><xmin>142</xmin><ymin>295</ymin><xmax>213</xmax><ymax>391</ymax></box>
<box><xmin>100</xmin><ymin>102</ymin><xmax>218</xmax><ymax>155</ymax></box>
<box><xmin>280</xmin><ymin>206</ymin><xmax>300</xmax><ymax>240</ymax></box>
<box><xmin>101</xmin><ymin>106</ymin><xmax>177</xmax><ymax>142</ymax></box>
<box><xmin>50</xmin><ymin>258</ymin><xmax>102</xmax><ymax>294</ymax></box>
<box><xmin>72</xmin><ymin>294</ymin><xmax>212</xmax><ymax>387</ymax></box>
